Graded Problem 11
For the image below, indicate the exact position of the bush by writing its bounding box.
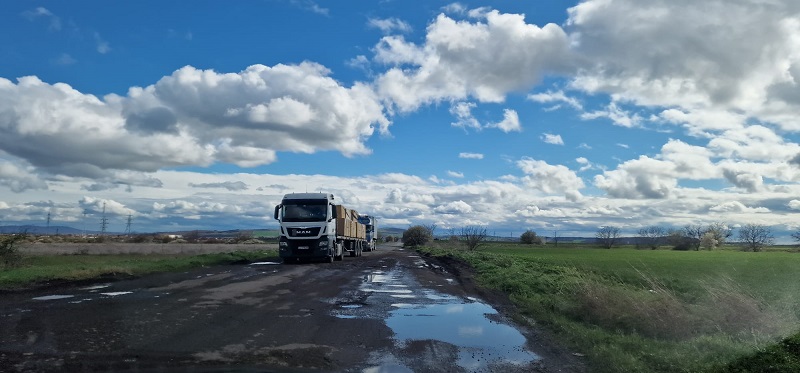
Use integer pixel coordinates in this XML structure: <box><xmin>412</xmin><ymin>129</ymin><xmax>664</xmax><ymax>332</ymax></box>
<box><xmin>402</xmin><ymin>225</ymin><xmax>432</xmax><ymax>247</ymax></box>
<box><xmin>520</xmin><ymin>230</ymin><xmax>543</xmax><ymax>245</ymax></box>
<box><xmin>0</xmin><ymin>234</ymin><xmax>26</xmax><ymax>268</ymax></box>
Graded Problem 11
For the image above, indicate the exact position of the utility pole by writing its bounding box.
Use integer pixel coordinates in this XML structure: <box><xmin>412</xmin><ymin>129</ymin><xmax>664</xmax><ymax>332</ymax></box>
<box><xmin>100</xmin><ymin>203</ymin><xmax>108</xmax><ymax>235</ymax></box>
<box><xmin>125</xmin><ymin>214</ymin><xmax>132</xmax><ymax>235</ymax></box>
<box><xmin>82</xmin><ymin>209</ymin><xmax>88</xmax><ymax>237</ymax></box>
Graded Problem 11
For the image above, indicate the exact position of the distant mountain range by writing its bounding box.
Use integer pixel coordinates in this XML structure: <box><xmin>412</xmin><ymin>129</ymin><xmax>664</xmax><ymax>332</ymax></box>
<box><xmin>0</xmin><ymin>225</ymin><xmax>92</xmax><ymax>235</ymax></box>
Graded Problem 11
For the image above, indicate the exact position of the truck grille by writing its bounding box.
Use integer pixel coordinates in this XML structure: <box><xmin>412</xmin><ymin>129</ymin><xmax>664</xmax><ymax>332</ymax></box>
<box><xmin>288</xmin><ymin>227</ymin><xmax>321</xmax><ymax>237</ymax></box>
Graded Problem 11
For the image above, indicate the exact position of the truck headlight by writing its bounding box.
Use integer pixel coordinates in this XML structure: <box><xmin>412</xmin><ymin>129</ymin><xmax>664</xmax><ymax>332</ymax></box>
<box><xmin>279</xmin><ymin>241</ymin><xmax>288</xmax><ymax>247</ymax></box>
<box><xmin>318</xmin><ymin>238</ymin><xmax>329</xmax><ymax>247</ymax></box>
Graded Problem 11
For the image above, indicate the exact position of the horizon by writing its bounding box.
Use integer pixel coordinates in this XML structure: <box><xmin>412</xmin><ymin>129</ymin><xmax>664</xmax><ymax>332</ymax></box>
<box><xmin>1</xmin><ymin>1</ymin><xmax>799</xmax><ymax>242</ymax></box>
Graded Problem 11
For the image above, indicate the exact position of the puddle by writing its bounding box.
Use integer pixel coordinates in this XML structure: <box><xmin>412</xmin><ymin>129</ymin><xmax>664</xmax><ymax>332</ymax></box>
<box><xmin>363</xmin><ymin>363</ymin><xmax>414</xmax><ymax>373</ymax></box>
<box><xmin>250</xmin><ymin>262</ymin><xmax>282</xmax><ymax>265</ymax></box>
<box><xmin>390</xmin><ymin>294</ymin><xmax>416</xmax><ymax>299</ymax></box>
<box><xmin>385</xmin><ymin>297</ymin><xmax>538</xmax><ymax>370</ymax></box>
<box><xmin>100</xmin><ymin>291</ymin><xmax>133</xmax><ymax>296</ymax></box>
<box><xmin>341</xmin><ymin>304</ymin><xmax>363</xmax><ymax>309</ymax></box>
<box><xmin>361</xmin><ymin>289</ymin><xmax>412</xmax><ymax>294</ymax></box>
<box><xmin>335</xmin><ymin>315</ymin><xmax>358</xmax><ymax>319</ymax></box>
<box><xmin>80</xmin><ymin>284</ymin><xmax>111</xmax><ymax>291</ymax></box>
<box><xmin>32</xmin><ymin>295</ymin><xmax>74</xmax><ymax>301</ymax></box>
<box><xmin>390</xmin><ymin>303</ymin><xmax>414</xmax><ymax>308</ymax></box>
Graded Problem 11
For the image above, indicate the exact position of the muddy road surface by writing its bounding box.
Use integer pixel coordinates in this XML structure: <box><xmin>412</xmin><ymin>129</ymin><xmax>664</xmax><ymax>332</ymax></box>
<box><xmin>0</xmin><ymin>244</ymin><xmax>581</xmax><ymax>372</ymax></box>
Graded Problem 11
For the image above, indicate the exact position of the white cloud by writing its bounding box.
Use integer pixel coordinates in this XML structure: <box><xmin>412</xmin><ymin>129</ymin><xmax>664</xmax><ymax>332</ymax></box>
<box><xmin>517</xmin><ymin>158</ymin><xmax>585</xmax><ymax>199</ymax></box>
<box><xmin>376</xmin><ymin>10</ymin><xmax>572</xmax><ymax>111</ymax></box>
<box><xmin>527</xmin><ymin>90</ymin><xmax>582</xmax><ymax>110</ymax></box>
<box><xmin>789</xmin><ymin>200</ymin><xmax>800</xmax><ymax>210</ymax></box>
<box><xmin>449</xmin><ymin>102</ymin><xmax>481</xmax><ymax>130</ymax></box>
<box><xmin>446</xmin><ymin>170</ymin><xmax>465</xmax><ymax>178</ymax></box>
<box><xmin>21</xmin><ymin>7</ymin><xmax>61</xmax><ymax>31</ymax></box>
<box><xmin>580</xmin><ymin>102</ymin><xmax>642</xmax><ymax>128</ymax></box>
<box><xmin>541</xmin><ymin>133</ymin><xmax>564</xmax><ymax>145</ymax></box>
<box><xmin>94</xmin><ymin>33</ymin><xmax>111</xmax><ymax>54</ymax></box>
<box><xmin>367</xmin><ymin>18</ymin><xmax>412</xmax><ymax>34</ymax></box>
<box><xmin>567</xmin><ymin>0</ymin><xmax>800</xmax><ymax>132</ymax></box>
<box><xmin>488</xmin><ymin>109</ymin><xmax>521</xmax><ymax>132</ymax></box>
<box><xmin>53</xmin><ymin>53</ymin><xmax>76</xmax><ymax>65</ymax></box>
<box><xmin>0</xmin><ymin>63</ymin><xmax>389</xmax><ymax>183</ymax></box>
<box><xmin>616</xmin><ymin>143</ymin><xmax>629</xmax><ymax>149</ymax></box>
<box><xmin>434</xmin><ymin>200</ymin><xmax>473</xmax><ymax>214</ymax></box>
<box><xmin>188</xmin><ymin>181</ymin><xmax>249</xmax><ymax>191</ymax></box>
<box><xmin>459</xmin><ymin>152</ymin><xmax>484</xmax><ymax>159</ymax></box>
<box><xmin>709</xmin><ymin>201</ymin><xmax>770</xmax><ymax>213</ymax></box>
<box><xmin>0</xmin><ymin>161</ymin><xmax>48</xmax><ymax>193</ymax></box>
<box><xmin>594</xmin><ymin>156</ymin><xmax>677</xmax><ymax>199</ymax></box>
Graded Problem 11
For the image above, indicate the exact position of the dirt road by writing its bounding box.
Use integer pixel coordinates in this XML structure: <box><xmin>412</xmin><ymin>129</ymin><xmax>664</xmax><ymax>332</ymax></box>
<box><xmin>0</xmin><ymin>244</ymin><xmax>581</xmax><ymax>372</ymax></box>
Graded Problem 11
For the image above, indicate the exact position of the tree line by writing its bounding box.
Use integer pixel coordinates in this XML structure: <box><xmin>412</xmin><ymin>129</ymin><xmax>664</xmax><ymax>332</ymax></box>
<box><xmin>401</xmin><ymin>222</ymin><xmax>798</xmax><ymax>252</ymax></box>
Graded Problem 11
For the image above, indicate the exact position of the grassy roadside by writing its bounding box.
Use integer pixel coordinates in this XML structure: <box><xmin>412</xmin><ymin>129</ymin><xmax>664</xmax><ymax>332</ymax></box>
<box><xmin>0</xmin><ymin>249</ymin><xmax>278</xmax><ymax>289</ymax></box>
<box><xmin>418</xmin><ymin>243</ymin><xmax>800</xmax><ymax>373</ymax></box>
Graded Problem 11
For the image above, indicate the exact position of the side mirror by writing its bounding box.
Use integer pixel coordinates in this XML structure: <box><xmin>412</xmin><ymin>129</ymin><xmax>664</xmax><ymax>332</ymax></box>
<box><xmin>274</xmin><ymin>205</ymin><xmax>281</xmax><ymax>220</ymax></box>
<box><xmin>331</xmin><ymin>205</ymin><xmax>337</xmax><ymax>219</ymax></box>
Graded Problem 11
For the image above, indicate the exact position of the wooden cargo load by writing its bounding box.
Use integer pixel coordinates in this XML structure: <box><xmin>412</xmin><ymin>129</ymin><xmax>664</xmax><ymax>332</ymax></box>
<box><xmin>334</xmin><ymin>204</ymin><xmax>364</xmax><ymax>239</ymax></box>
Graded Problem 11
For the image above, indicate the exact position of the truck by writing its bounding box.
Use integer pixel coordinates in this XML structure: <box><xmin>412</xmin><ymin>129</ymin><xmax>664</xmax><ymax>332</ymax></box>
<box><xmin>357</xmin><ymin>215</ymin><xmax>377</xmax><ymax>251</ymax></box>
<box><xmin>273</xmin><ymin>192</ymin><xmax>368</xmax><ymax>263</ymax></box>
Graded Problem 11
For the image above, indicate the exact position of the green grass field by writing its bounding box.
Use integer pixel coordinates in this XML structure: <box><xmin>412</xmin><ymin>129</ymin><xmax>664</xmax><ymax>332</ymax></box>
<box><xmin>419</xmin><ymin>242</ymin><xmax>800</xmax><ymax>373</ymax></box>
<box><xmin>0</xmin><ymin>249</ymin><xmax>279</xmax><ymax>289</ymax></box>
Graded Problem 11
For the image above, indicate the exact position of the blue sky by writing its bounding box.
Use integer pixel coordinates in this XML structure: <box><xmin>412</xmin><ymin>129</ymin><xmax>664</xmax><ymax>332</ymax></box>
<box><xmin>1</xmin><ymin>1</ymin><xmax>799</xmax><ymax>241</ymax></box>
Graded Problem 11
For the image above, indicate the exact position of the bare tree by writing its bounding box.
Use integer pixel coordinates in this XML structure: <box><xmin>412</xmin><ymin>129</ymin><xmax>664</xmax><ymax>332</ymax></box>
<box><xmin>596</xmin><ymin>226</ymin><xmax>621</xmax><ymax>249</ymax></box>
<box><xmin>683</xmin><ymin>224</ymin><xmax>705</xmax><ymax>251</ymax></box>
<box><xmin>637</xmin><ymin>226</ymin><xmax>665</xmax><ymax>250</ymax></box>
<box><xmin>422</xmin><ymin>223</ymin><xmax>438</xmax><ymax>239</ymax></box>
<box><xmin>792</xmin><ymin>229</ymin><xmax>800</xmax><ymax>247</ymax></box>
<box><xmin>737</xmin><ymin>224</ymin><xmax>774</xmax><ymax>252</ymax></box>
<box><xmin>461</xmin><ymin>226</ymin><xmax>488</xmax><ymax>251</ymax></box>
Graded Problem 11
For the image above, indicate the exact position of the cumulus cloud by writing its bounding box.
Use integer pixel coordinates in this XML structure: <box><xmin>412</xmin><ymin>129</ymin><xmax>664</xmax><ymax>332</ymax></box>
<box><xmin>594</xmin><ymin>156</ymin><xmax>677</xmax><ymax>199</ymax></box>
<box><xmin>709</xmin><ymin>201</ymin><xmax>770</xmax><ymax>213</ymax></box>
<box><xmin>434</xmin><ymin>200</ymin><xmax>473</xmax><ymax>214</ymax></box>
<box><xmin>446</xmin><ymin>170</ymin><xmax>464</xmax><ymax>178</ymax></box>
<box><xmin>488</xmin><ymin>109</ymin><xmax>521</xmax><ymax>132</ymax></box>
<box><xmin>541</xmin><ymin>133</ymin><xmax>564</xmax><ymax>145</ymax></box>
<box><xmin>0</xmin><ymin>63</ymin><xmax>389</xmax><ymax>182</ymax></box>
<box><xmin>459</xmin><ymin>152</ymin><xmax>484</xmax><ymax>159</ymax></box>
<box><xmin>79</xmin><ymin>196</ymin><xmax>136</xmax><ymax>216</ymax></box>
<box><xmin>375</xmin><ymin>10</ymin><xmax>572</xmax><ymax>111</ymax></box>
<box><xmin>0</xmin><ymin>161</ymin><xmax>48</xmax><ymax>193</ymax></box>
<box><xmin>188</xmin><ymin>181</ymin><xmax>249</xmax><ymax>191</ymax></box>
<box><xmin>789</xmin><ymin>200</ymin><xmax>800</xmax><ymax>210</ymax></box>
<box><xmin>567</xmin><ymin>0</ymin><xmax>800</xmax><ymax>132</ymax></box>
<box><xmin>449</xmin><ymin>102</ymin><xmax>481</xmax><ymax>130</ymax></box>
<box><xmin>517</xmin><ymin>158</ymin><xmax>584</xmax><ymax>199</ymax></box>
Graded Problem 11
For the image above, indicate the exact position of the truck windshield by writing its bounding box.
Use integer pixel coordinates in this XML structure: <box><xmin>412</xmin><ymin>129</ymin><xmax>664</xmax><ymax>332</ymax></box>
<box><xmin>282</xmin><ymin>200</ymin><xmax>328</xmax><ymax>222</ymax></box>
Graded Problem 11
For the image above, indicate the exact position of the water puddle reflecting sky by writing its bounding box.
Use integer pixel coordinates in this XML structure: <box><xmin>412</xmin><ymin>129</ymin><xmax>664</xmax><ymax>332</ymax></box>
<box><xmin>386</xmin><ymin>297</ymin><xmax>539</xmax><ymax>370</ymax></box>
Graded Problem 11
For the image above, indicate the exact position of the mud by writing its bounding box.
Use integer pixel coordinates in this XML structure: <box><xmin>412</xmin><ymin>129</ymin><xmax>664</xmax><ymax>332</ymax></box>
<box><xmin>0</xmin><ymin>244</ymin><xmax>584</xmax><ymax>372</ymax></box>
